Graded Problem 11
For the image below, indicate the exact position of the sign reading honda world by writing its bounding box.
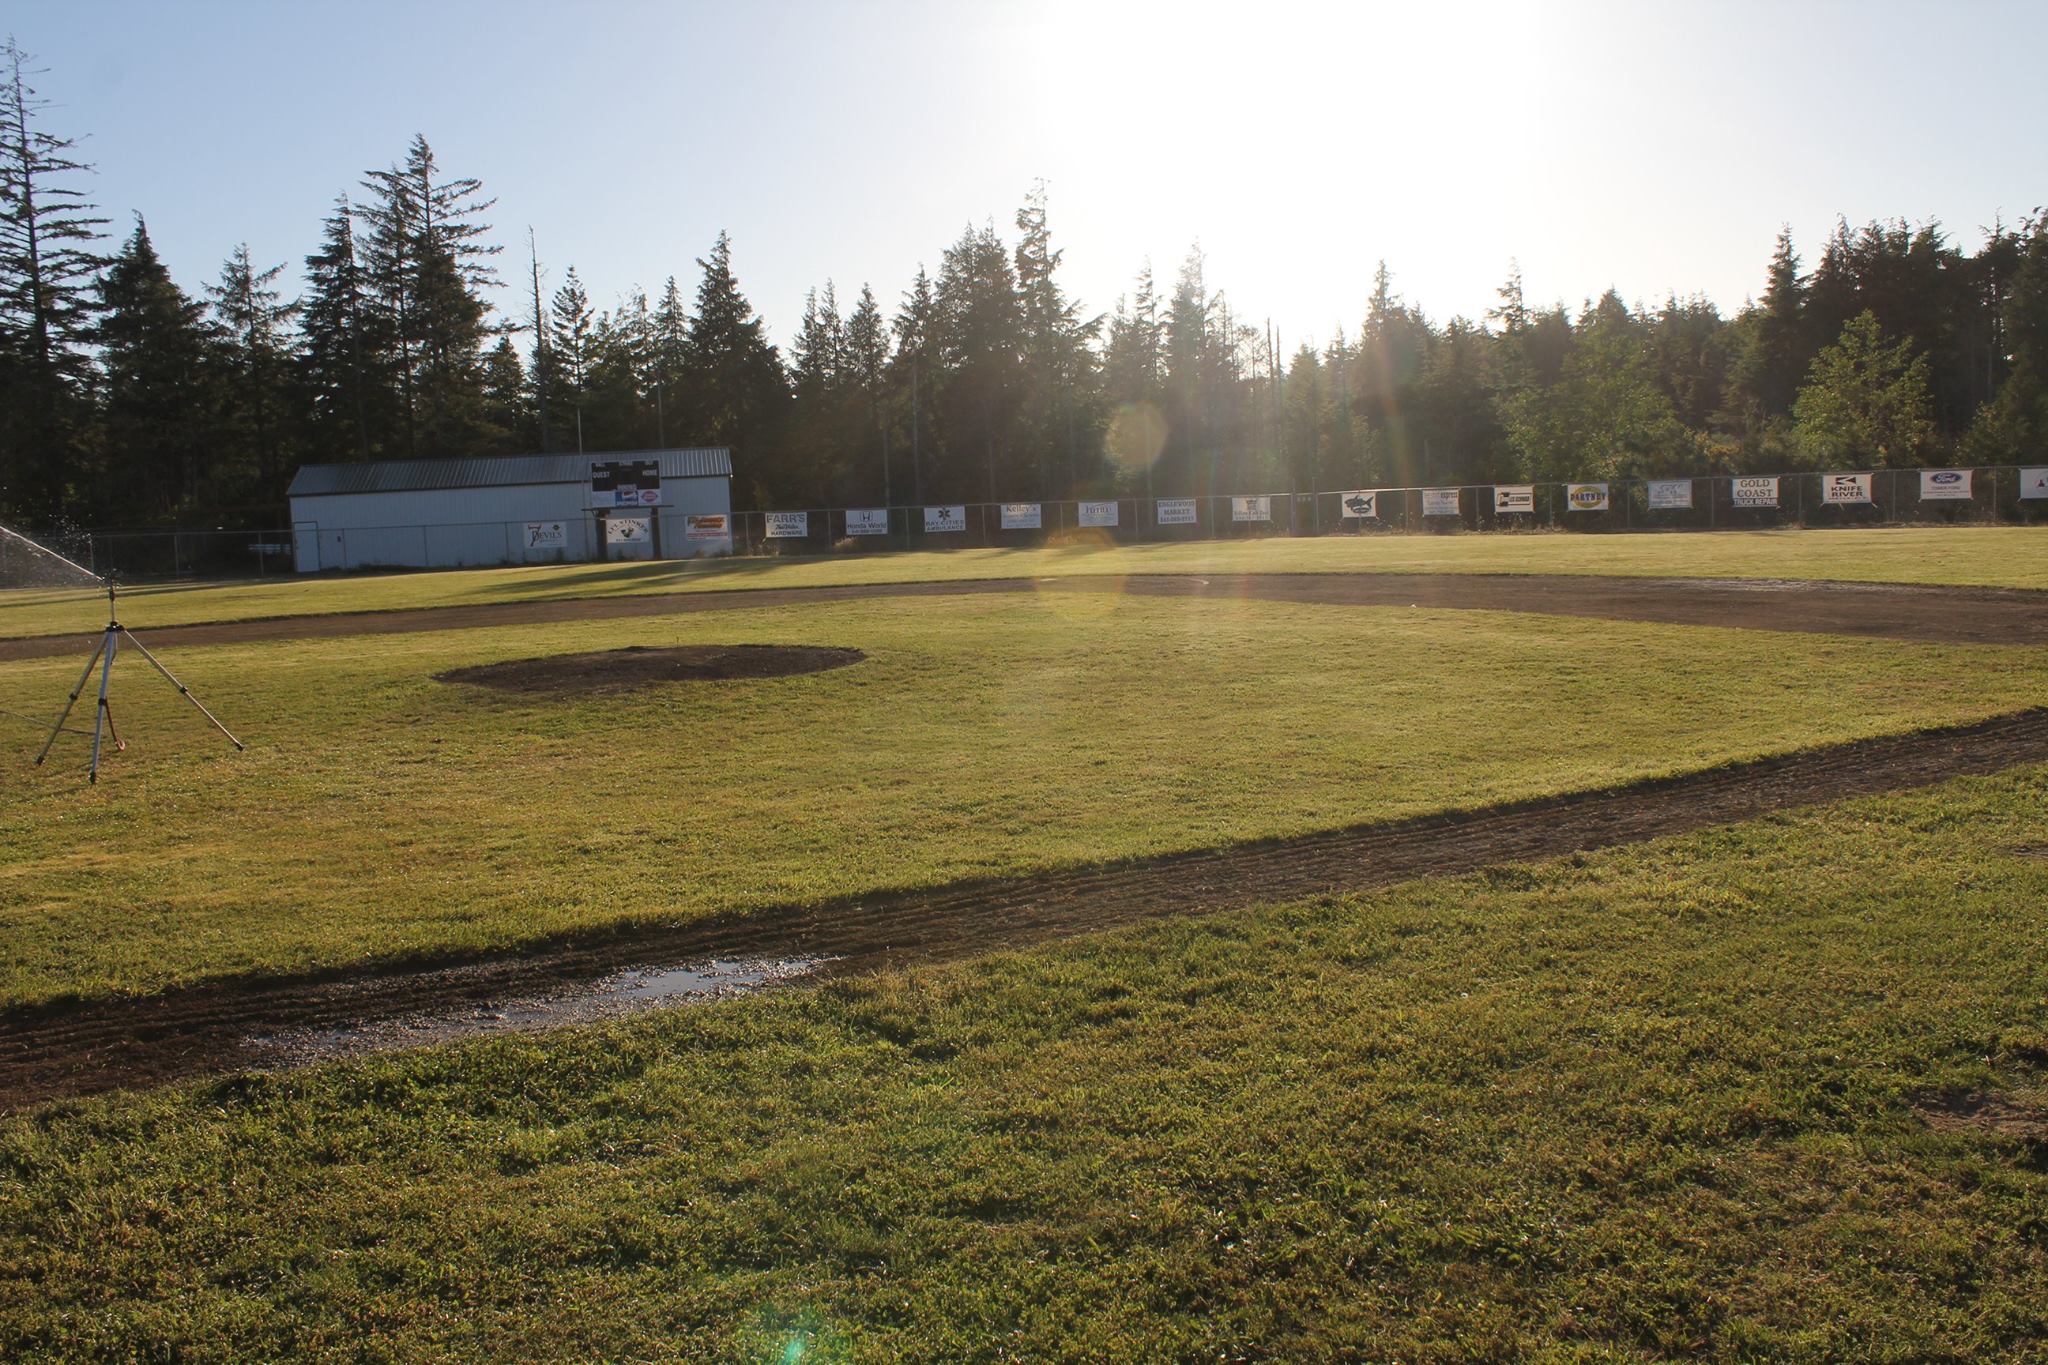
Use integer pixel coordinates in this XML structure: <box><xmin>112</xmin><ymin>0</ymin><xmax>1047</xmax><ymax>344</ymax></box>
<box><xmin>1647</xmin><ymin>479</ymin><xmax>1693</xmax><ymax>510</ymax></box>
<box><xmin>1821</xmin><ymin>473</ymin><xmax>1873</xmax><ymax>505</ymax></box>
<box><xmin>2023</xmin><ymin>468</ymin><xmax>2048</xmax><ymax>500</ymax></box>
<box><xmin>1422</xmin><ymin>488</ymin><xmax>1461</xmax><ymax>517</ymax></box>
<box><xmin>924</xmin><ymin>504</ymin><xmax>968</xmax><ymax>532</ymax></box>
<box><xmin>1338</xmin><ymin>490</ymin><xmax>1379</xmax><ymax>519</ymax></box>
<box><xmin>1231</xmin><ymin>496</ymin><xmax>1271</xmax><ymax>522</ymax></box>
<box><xmin>1920</xmin><ymin>469</ymin><xmax>1972</xmax><ymax>500</ymax></box>
<box><xmin>1077</xmin><ymin>500</ymin><xmax>1119</xmax><ymax>528</ymax></box>
<box><xmin>763</xmin><ymin>511</ymin><xmax>809</xmax><ymax>538</ymax></box>
<box><xmin>1155</xmin><ymin>498</ymin><xmax>1199</xmax><ymax>525</ymax></box>
<box><xmin>1566</xmin><ymin>482</ymin><xmax>1609</xmax><ymax>512</ymax></box>
<box><xmin>1493</xmin><ymin>485</ymin><xmax>1534</xmax><ymax>514</ymax></box>
<box><xmin>589</xmin><ymin>459</ymin><xmax>663</xmax><ymax>508</ymax></box>
<box><xmin>844</xmin><ymin>508</ymin><xmax>889</xmax><ymax>536</ymax></box>
<box><xmin>1731</xmin><ymin>476</ymin><xmax>1779</xmax><ymax>508</ymax></box>
<box><xmin>999</xmin><ymin>502</ymin><xmax>1042</xmax><ymax>530</ymax></box>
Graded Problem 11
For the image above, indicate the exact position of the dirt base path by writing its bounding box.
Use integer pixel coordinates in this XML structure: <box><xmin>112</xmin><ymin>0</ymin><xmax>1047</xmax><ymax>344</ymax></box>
<box><xmin>6</xmin><ymin>708</ymin><xmax>2047</xmax><ymax>1110</ymax></box>
<box><xmin>5</xmin><ymin>572</ymin><xmax>2048</xmax><ymax>663</ymax></box>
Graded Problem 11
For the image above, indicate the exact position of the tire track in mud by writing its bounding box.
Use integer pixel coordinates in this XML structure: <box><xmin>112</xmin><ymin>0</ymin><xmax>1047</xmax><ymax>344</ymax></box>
<box><xmin>6</xmin><ymin>707</ymin><xmax>2048</xmax><ymax>1110</ymax></box>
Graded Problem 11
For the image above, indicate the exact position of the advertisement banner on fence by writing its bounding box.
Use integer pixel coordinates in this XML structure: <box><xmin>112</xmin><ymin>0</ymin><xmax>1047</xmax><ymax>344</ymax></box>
<box><xmin>604</xmin><ymin>515</ymin><xmax>648</xmax><ymax>544</ymax></box>
<box><xmin>1422</xmin><ymin>488</ymin><xmax>1461</xmax><ymax>517</ymax></box>
<box><xmin>1920</xmin><ymin>469</ymin><xmax>1972</xmax><ymax>500</ymax></box>
<box><xmin>999</xmin><ymin>502</ymin><xmax>1042</xmax><ymax>530</ymax></box>
<box><xmin>1155</xmin><ymin>498</ymin><xmax>1199</xmax><ymax>525</ymax></box>
<box><xmin>1647</xmin><ymin>479</ymin><xmax>1693</xmax><ymax>510</ymax></box>
<box><xmin>1493</xmin><ymin>485</ymin><xmax>1534</xmax><ymax>514</ymax></box>
<box><xmin>1338</xmin><ymin>490</ymin><xmax>1379</xmax><ymax>519</ymax></box>
<box><xmin>523</xmin><ymin>521</ymin><xmax>567</xmax><ymax>549</ymax></box>
<box><xmin>683</xmin><ymin>514</ymin><xmax>729</xmax><ymax>540</ymax></box>
<box><xmin>1821</xmin><ymin>473</ymin><xmax>1873</xmax><ymax>505</ymax></box>
<box><xmin>924</xmin><ymin>504</ymin><xmax>968</xmax><ymax>533</ymax></box>
<box><xmin>844</xmin><ymin>507</ymin><xmax>890</xmax><ymax>536</ymax></box>
<box><xmin>1731</xmin><ymin>476</ymin><xmax>1779</xmax><ymax>508</ymax></box>
<box><xmin>1231</xmin><ymin>496</ymin><xmax>1271</xmax><ymax>522</ymax></box>
<box><xmin>763</xmin><ymin>511</ymin><xmax>809</xmax><ymax>538</ymax></box>
<box><xmin>2023</xmin><ymin>468</ymin><xmax>2048</xmax><ymax>500</ymax></box>
<box><xmin>1078</xmin><ymin>500</ymin><xmax>1119</xmax><ymax>528</ymax></box>
<box><xmin>1566</xmin><ymin>482</ymin><xmax>1609</xmax><ymax>512</ymax></box>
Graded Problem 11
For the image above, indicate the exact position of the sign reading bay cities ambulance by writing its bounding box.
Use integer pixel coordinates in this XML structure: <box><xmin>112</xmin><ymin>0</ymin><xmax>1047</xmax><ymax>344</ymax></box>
<box><xmin>1338</xmin><ymin>489</ymin><xmax>1379</xmax><ymax>519</ymax></box>
<box><xmin>1493</xmin><ymin>485</ymin><xmax>1534</xmax><ymax>514</ymax></box>
<box><xmin>999</xmin><ymin>502</ymin><xmax>1042</xmax><ymax>530</ymax></box>
<box><xmin>763</xmin><ymin>510</ymin><xmax>809</xmax><ymax>538</ymax></box>
<box><xmin>1647</xmin><ymin>479</ymin><xmax>1693</xmax><ymax>510</ymax></box>
<box><xmin>683</xmin><ymin>514</ymin><xmax>729</xmax><ymax>539</ymax></box>
<box><xmin>2023</xmin><ymin>468</ymin><xmax>2048</xmax><ymax>500</ymax></box>
<box><xmin>1422</xmin><ymin>488</ymin><xmax>1461</xmax><ymax>517</ymax></box>
<box><xmin>1731</xmin><ymin>476</ymin><xmax>1779</xmax><ymax>508</ymax></box>
<box><xmin>844</xmin><ymin>507</ymin><xmax>889</xmax><ymax>536</ymax></box>
<box><xmin>1078</xmin><ymin>500</ymin><xmax>1119</xmax><ymax>528</ymax></box>
<box><xmin>1566</xmin><ymin>482</ymin><xmax>1609</xmax><ymax>512</ymax></box>
<box><xmin>522</xmin><ymin>521</ymin><xmax>567</xmax><ymax>549</ymax></box>
<box><xmin>1155</xmin><ymin>497</ymin><xmax>1199</xmax><ymax>525</ymax></box>
<box><xmin>923</xmin><ymin>504</ymin><xmax>968</xmax><ymax>533</ymax></box>
<box><xmin>1821</xmin><ymin>472</ymin><xmax>1873</xmax><ymax>505</ymax></box>
<box><xmin>1920</xmin><ymin>469</ymin><xmax>1972</xmax><ymax>500</ymax></box>
<box><xmin>1231</xmin><ymin>495</ymin><xmax>1271</xmax><ymax>522</ymax></box>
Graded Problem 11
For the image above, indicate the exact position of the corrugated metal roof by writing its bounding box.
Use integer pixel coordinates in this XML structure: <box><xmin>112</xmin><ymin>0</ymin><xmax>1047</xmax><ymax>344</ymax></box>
<box><xmin>288</xmin><ymin>448</ymin><xmax>732</xmax><ymax>497</ymax></box>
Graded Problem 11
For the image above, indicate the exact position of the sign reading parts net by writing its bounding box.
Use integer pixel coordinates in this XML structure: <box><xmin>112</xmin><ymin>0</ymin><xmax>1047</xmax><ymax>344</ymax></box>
<box><xmin>1231</xmin><ymin>496</ymin><xmax>1271</xmax><ymax>523</ymax></box>
<box><xmin>523</xmin><ymin>521</ymin><xmax>567</xmax><ymax>550</ymax></box>
<box><xmin>1921</xmin><ymin>469</ymin><xmax>1972</xmax><ymax>501</ymax></box>
<box><xmin>2023</xmin><ymin>468</ymin><xmax>2048</xmax><ymax>500</ymax></box>
<box><xmin>924</xmin><ymin>504</ymin><xmax>968</xmax><ymax>533</ymax></box>
<box><xmin>764</xmin><ymin>511</ymin><xmax>809</xmax><ymax>538</ymax></box>
<box><xmin>685</xmin><ymin>514</ymin><xmax>730</xmax><ymax>539</ymax></box>
<box><xmin>1821</xmin><ymin>473</ymin><xmax>1873</xmax><ymax>505</ymax></box>
<box><xmin>1731</xmin><ymin>476</ymin><xmax>1779</xmax><ymax>508</ymax></box>
<box><xmin>1493</xmin><ymin>485</ymin><xmax>1534</xmax><ymax>515</ymax></box>
<box><xmin>1422</xmin><ymin>488</ymin><xmax>1461</xmax><ymax>517</ymax></box>
<box><xmin>590</xmin><ymin>458</ymin><xmax>663</xmax><ymax>508</ymax></box>
<box><xmin>999</xmin><ymin>503</ymin><xmax>1042</xmax><ymax>530</ymax></box>
<box><xmin>1647</xmin><ymin>479</ymin><xmax>1693</xmax><ymax>510</ymax></box>
<box><xmin>1156</xmin><ymin>498</ymin><xmax>1199</xmax><ymax>525</ymax></box>
<box><xmin>844</xmin><ymin>508</ymin><xmax>890</xmax><ymax>536</ymax></box>
<box><xmin>1566</xmin><ymin>482</ymin><xmax>1609</xmax><ymax>512</ymax></box>
<box><xmin>1338</xmin><ymin>490</ymin><xmax>1379</xmax><ymax>519</ymax></box>
<box><xmin>1077</xmin><ymin>500</ymin><xmax>1119</xmax><ymax>528</ymax></box>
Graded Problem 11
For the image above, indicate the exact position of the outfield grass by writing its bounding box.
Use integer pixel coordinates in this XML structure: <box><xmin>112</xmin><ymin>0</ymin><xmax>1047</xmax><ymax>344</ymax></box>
<box><xmin>5</xmin><ymin>768</ymin><xmax>2045</xmax><ymax>1360</ymax></box>
<box><xmin>5</xmin><ymin>591</ymin><xmax>2048</xmax><ymax>1007</ymax></box>
<box><xmin>3</xmin><ymin>524</ymin><xmax>2047</xmax><ymax>639</ymax></box>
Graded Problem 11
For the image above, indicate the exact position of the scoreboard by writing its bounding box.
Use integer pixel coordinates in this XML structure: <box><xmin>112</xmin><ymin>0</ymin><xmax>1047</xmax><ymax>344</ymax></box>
<box><xmin>589</xmin><ymin>459</ymin><xmax>663</xmax><ymax>508</ymax></box>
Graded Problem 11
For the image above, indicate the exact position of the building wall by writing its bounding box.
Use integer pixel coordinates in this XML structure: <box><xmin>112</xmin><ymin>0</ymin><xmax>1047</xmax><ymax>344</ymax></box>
<box><xmin>290</xmin><ymin>478</ymin><xmax>732</xmax><ymax>572</ymax></box>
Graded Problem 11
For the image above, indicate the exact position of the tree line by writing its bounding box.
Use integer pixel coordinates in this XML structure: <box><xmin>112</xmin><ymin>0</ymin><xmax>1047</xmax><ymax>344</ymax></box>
<box><xmin>2</xmin><ymin>39</ymin><xmax>2045</xmax><ymax>532</ymax></box>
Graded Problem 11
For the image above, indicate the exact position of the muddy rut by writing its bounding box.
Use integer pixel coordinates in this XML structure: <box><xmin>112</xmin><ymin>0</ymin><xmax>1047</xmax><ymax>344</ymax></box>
<box><xmin>6</xmin><ymin>707</ymin><xmax>2048</xmax><ymax>1110</ymax></box>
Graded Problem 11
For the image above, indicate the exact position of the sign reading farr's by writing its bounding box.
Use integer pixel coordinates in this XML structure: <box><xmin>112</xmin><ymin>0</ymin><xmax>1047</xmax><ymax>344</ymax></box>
<box><xmin>1493</xmin><ymin>485</ymin><xmax>1534</xmax><ymax>514</ymax></box>
<box><xmin>764</xmin><ymin>511</ymin><xmax>809</xmax><ymax>538</ymax></box>
<box><xmin>1731</xmin><ymin>476</ymin><xmax>1779</xmax><ymax>508</ymax></box>
<box><xmin>1231</xmin><ymin>496</ymin><xmax>1271</xmax><ymax>522</ymax></box>
<box><xmin>1078</xmin><ymin>500</ymin><xmax>1119</xmax><ymax>528</ymax></box>
<box><xmin>1566</xmin><ymin>482</ymin><xmax>1609</xmax><ymax>512</ymax></box>
<box><xmin>1647</xmin><ymin>479</ymin><xmax>1692</xmax><ymax>510</ymax></box>
<box><xmin>844</xmin><ymin>508</ymin><xmax>889</xmax><ymax>536</ymax></box>
<box><xmin>1920</xmin><ymin>469</ymin><xmax>1972</xmax><ymax>500</ymax></box>
<box><xmin>1338</xmin><ymin>490</ymin><xmax>1378</xmax><ymax>519</ymax></box>
<box><xmin>1422</xmin><ymin>488</ymin><xmax>1461</xmax><ymax>517</ymax></box>
<box><xmin>1155</xmin><ymin>498</ymin><xmax>1199</xmax><ymax>525</ymax></box>
<box><xmin>1821</xmin><ymin>473</ymin><xmax>1873</xmax><ymax>505</ymax></box>
<box><xmin>924</xmin><ymin>504</ymin><xmax>968</xmax><ymax>533</ymax></box>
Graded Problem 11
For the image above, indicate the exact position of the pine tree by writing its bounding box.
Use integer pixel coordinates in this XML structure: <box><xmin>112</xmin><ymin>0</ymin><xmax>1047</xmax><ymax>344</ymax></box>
<box><xmin>843</xmin><ymin>283</ymin><xmax>891</xmax><ymax>501</ymax></box>
<box><xmin>648</xmin><ymin>275</ymin><xmax>690</xmax><ymax>446</ymax></box>
<box><xmin>932</xmin><ymin>221</ymin><xmax>1025</xmax><ymax>501</ymax></box>
<box><xmin>891</xmin><ymin>266</ymin><xmax>939</xmax><ymax>504</ymax></box>
<box><xmin>549</xmin><ymin>267</ymin><xmax>593</xmax><ymax>453</ymax></box>
<box><xmin>682</xmin><ymin>232</ymin><xmax>787</xmax><ymax>500</ymax></box>
<box><xmin>97</xmin><ymin>219</ymin><xmax>222</xmax><ymax>521</ymax></box>
<box><xmin>299</xmin><ymin>197</ymin><xmax>385</xmax><ymax>462</ymax></box>
<box><xmin>206</xmin><ymin>243</ymin><xmax>298</xmax><ymax>501</ymax></box>
<box><xmin>478</xmin><ymin>336</ymin><xmax>531</xmax><ymax>452</ymax></box>
<box><xmin>1013</xmin><ymin>183</ymin><xmax>1099</xmax><ymax>496</ymax></box>
<box><xmin>1792</xmin><ymin>310</ymin><xmax>1934</xmax><ymax>466</ymax></box>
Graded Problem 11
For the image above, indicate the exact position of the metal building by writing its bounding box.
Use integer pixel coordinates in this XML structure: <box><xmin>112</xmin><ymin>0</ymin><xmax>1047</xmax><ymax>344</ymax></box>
<box><xmin>286</xmin><ymin>449</ymin><xmax>733</xmax><ymax>573</ymax></box>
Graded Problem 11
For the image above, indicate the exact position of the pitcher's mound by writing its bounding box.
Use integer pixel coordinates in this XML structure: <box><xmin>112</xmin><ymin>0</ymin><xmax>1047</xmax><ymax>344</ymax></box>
<box><xmin>437</xmin><ymin>644</ymin><xmax>865</xmax><ymax>694</ymax></box>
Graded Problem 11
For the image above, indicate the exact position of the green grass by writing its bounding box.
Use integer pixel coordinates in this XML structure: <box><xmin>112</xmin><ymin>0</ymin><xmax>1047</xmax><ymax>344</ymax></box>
<box><xmin>5</xmin><ymin>591</ymin><xmax>2048</xmax><ymax>1008</ymax></box>
<box><xmin>6</xmin><ymin>769</ymin><xmax>2046</xmax><ymax>1361</ymax></box>
<box><xmin>4</xmin><ymin>524</ymin><xmax>2047</xmax><ymax>639</ymax></box>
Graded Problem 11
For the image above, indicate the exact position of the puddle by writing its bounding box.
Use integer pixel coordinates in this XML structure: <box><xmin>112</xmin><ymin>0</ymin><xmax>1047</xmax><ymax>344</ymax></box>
<box><xmin>245</xmin><ymin>956</ymin><xmax>827</xmax><ymax>1067</ymax></box>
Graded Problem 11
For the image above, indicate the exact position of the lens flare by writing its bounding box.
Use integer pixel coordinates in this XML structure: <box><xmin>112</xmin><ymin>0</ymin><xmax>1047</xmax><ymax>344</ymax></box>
<box><xmin>1104</xmin><ymin>402</ymin><xmax>1168</xmax><ymax>474</ymax></box>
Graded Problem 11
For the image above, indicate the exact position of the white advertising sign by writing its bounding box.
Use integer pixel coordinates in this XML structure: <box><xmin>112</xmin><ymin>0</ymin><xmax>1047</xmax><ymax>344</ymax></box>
<box><xmin>1337</xmin><ymin>490</ymin><xmax>1379</xmax><ymax>519</ymax></box>
<box><xmin>522</xmin><ymin>521</ymin><xmax>567</xmax><ymax>549</ymax></box>
<box><xmin>1493</xmin><ymin>485</ymin><xmax>1534</xmax><ymax>515</ymax></box>
<box><xmin>763</xmin><ymin>511</ymin><xmax>809</xmax><ymax>538</ymax></box>
<box><xmin>1920</xmin><ymin>469</ymin><xmax>1972</xmax><ymax>500</ymax></box>
<box><xmin>1820</xmin><ymin>473</ymin><xmax>1873</xmax><ymax>505</ymax></box>
<box><xmin>1077</xmin><ymin>500</ymin><xmax>1119</xmax><ymax>528</ymax></box>
<box><xmin>1155</xmin><ymin>498</ymin><xmax>1199</xmax><ymax>525</ymax></box>
<box><xmin>923</xmin><ymin>504</ymin><xmax>968</xmax><ymax>533</ymax></box>
<box><xmin>1231</xmin><ymin>496</ymin><xmax>1271</xmax><ymax>523</ymax></box>
<box><xmin>683</xmin><ymin>514</ymin><xmax>729</xmax><ymax>540</ymax></box>
<box><xmin>999</xmin><ymin>502</ymin><xmax>1042</xmax><ymax>530</ymax></box>
<box><xmin>1422</xmin><ymin>488</ymin><xmax>1461</xmax><ymax>517</ymax></box>
<box><xmin>604</xmin><ymin>515</ymin><xmax>648</xmax><ymax>544</ymax></box>
<box><xmin>844</xmin><ymin>507</ymin><xmax>890</xmax><ymax>536</ymax></box>
<box><xmin>2022</xmin><ymin>467</ymin><xmax>2048</xmax><ymax>500</ymax></box>
<box><xmin>1647</xmin><ymin>479</ymin><xmax>1693</xmax><ymax>510</ymax></box>
<box><xmin>1731</xmin><ymin>476</ymin><xmax>1779</xmax><ymax>508</ymax></box>
<box><xmin>1566</xmin><ymin>482</ymin><xmax>1610</xmax><ymax>512</ymax></box>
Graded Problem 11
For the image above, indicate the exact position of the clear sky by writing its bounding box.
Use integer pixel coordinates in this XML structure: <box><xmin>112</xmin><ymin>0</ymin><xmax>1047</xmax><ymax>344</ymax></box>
<box><xmin>16</xmin><ymin>0</ymin><xmax>2047</xmax><ymax>354</ymax></box>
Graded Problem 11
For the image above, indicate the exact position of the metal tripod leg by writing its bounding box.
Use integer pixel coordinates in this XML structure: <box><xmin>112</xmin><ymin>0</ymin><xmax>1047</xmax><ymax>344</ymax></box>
<box><xmin>89</xmin><ymin>628</ymin><xmax>117</xmax><ymax>784</ymax></box>
<box><xmin>34</xmin><ymin>630</ymin><xmax>109</xmax><ymax>767</ymax></box>
<box><xmin>118</xmin><ymin>629</ymin><xmax>245</xmax><ymax>751</ymax></box>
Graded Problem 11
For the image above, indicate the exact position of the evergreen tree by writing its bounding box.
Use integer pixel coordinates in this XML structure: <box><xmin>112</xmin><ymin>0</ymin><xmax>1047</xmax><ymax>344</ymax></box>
<box><xmin>1792</xmin><ymin>309</ymin><xmax>1934</xmax><ymax>466</ymax></box>
<box><xmin>299</xmin><ymin>197</ymin><xmax>385</xmax><ymax>462</ymax></box>
<box><xmin>1013</xmin><ymin>183</ymin><xmax>1100</xmax><ymax>496</ymax></box>
<box><xmin>843</xmin><ymin>282</ymin><xmax>891</xmax><ymax>500</ymax></box>
<box><xmin>682</xmin><ymin>231</ymin><xmax>787</xmax><ymax>501</ymax></box>
<box><xmin>890</xmin><ymin>265</ymin><xmax>939</xmax><ymax>504</ymax></box>
<box><xmin>648</xmin><ymin>275</ymin><xmax>690</xmax><ymax>446</ymax></box>
<box><xmin>932</xmin><ymin>221</ymin><xmax>1025</xmax><ymax>501</ymax></box>
<box><xmin>96</xmin><ymin>218</ymin><xmax>222</xmax><ymax>521</ymax></box>
<box><xmin>206</xmin><ymin>243</ymin><xmax>298</xmax><ymax>501</ymax></box>
<box><xmin>478</xmin><ymin>336</ymin><xmax>531</xmax><ymax>452</ymax></box>
<box><xmin>1501</xmin><ymin>291</ymin><xmax>1693</xmax><ymax>480</ymax></box>
<box><xmin>548</xmin><ymin>266</ymin><xmax>593</xmax><ymax>453</ymax></box>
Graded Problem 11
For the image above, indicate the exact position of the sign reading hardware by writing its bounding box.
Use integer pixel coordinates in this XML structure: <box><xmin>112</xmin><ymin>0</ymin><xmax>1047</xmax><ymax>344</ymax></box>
<box><xmin>1155</xmin><ymin>498</ymin><xmax>1199</xmax><ymax>525</ymax></box>
<box><xmin>1422</xmin><ymin>488</ymin><xmax>1461</xmax><ymax>517</ymax></box>
<box><xmin>1731</xmin><ymin>476</ymin><xmax>1779</xmax><ymax>508</ymax></box>
<box><xmin>589</xmin><ymin>459</ymin><xmax>663</xmax><ymax>508</ymax></box>
<box><xmin>1493</xmin><ymin>485</ymin><xmax>1534</xmax><ymax>514</ymax></box>
<box><xmin>1338</xmin><ymin>490</ymin><xmax>1379</xmax><ymax>519</ymax></box>
<box><xmin>1231</xmin><ymin>496</ymin><xmax>1271</xmax><ymax>522</ymax></box>
<box><xmin>844</xmin><ymin>508</ymin><xmax>890</xmax><ymax>536</ymax></box>
<box><xmin>1566</xmin><ymin>482</ymin><xmax>1609</xmax><ymax>512</ymax></box>
<box><xmin>1077</xmin><ymin>500</ymin><xmax>1119</xmax><ymax>528</ymax></box>
<box><xmin>1647</xmin><ymin>479</ymin><xmax>1692</xmax><ymax>510</ymax></box>
<box><xmin>1821</xmin><ymin>473</ymin><xmax>1872</xmax><ymax>505</ymax></box>
<box><xmin>764</xmin><ymin>511</ymin><xmax>809</xmax><ymax>538</ymax></box>
<box><xmin>1920</xmin><ymin>469</ymin><xmax>1972</xmax><ymax>500</ymax></box>
<box><xmin>999</xmin><ymin>503</ymin><xmax>1042</xmax><ymax>530</ymax></box>
<box><xmin>923</xmin><ymin>504</ymin><xmax>968</xmax><ymax>533</ymax></box>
